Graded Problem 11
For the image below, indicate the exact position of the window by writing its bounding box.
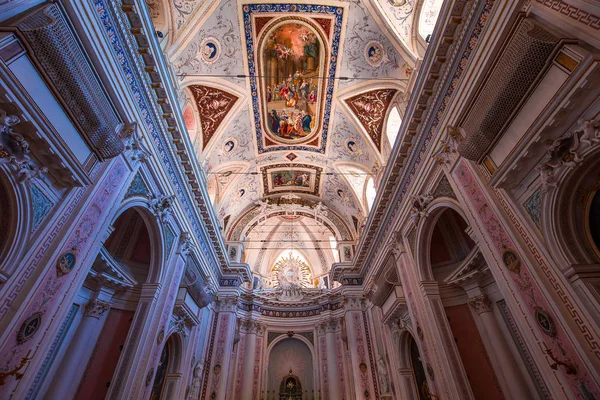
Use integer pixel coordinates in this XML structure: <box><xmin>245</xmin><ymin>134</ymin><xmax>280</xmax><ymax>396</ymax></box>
<box><xmin>418</xmin><ymin>0</ymin><xmax>444</xmax><ymax>42</ymax></box>
<box><xmin>366</xmin><ymin>177</ymin><xmax>377</xmax><ymax>211</ymax></box>
<box><xmin>386</xmin><ymin>106</ymin><xmax>402</xmax><ymax>148</ymax></box>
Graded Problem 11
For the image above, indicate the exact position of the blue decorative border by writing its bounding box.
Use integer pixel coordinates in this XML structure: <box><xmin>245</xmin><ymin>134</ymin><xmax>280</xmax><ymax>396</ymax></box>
<box><xmin>95</xmin><ymin>1</ymin><xmax>219</xmax><ymax>276</ymax></box>
<box><xmin>242</xmin><ymin>4</ymin><xmax>344</xmax><ymax>154</ymax></box>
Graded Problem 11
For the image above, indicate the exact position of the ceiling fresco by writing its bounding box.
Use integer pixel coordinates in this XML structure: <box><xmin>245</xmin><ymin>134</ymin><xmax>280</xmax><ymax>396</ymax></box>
<box><xmin>242</xmin><ymin>3</ymin><xmax>346</xmax><ymax>154</ymax></box>
<box><xmin>146</xmin><ymin>0</ymin><xmax>444</xmax><ymax>280</ymax></box>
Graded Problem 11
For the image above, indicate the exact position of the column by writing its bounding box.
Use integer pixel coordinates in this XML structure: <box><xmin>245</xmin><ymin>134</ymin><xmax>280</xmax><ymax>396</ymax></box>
<box><xmin>325</xmin><ymin>319</ymin><xmax>340</xmax><ymax>400</ymax></box>
<box><xmin>343</xmin><ymin>298</ymin><xmax>377</xmax><ymax>399</ymax></box>
<box><xmin>204</xmin><ymin>298</ymin><xmax>237</xmax><ymax>400</ymax></box>
<box><xmin>45</xmin><ymin>290</ymin><xmax>113</xmax><ymax>399</ymax></box>
<box><xmin>467</xmin><ymin>294</ymin><xmax>533</xmax><ymax>399</ymax></box>
<box><xmin>317</xmin><ymin>322</ymin><xmax>329</xmax><ymax>400</ymax></box>
<box><xmin>240</xmin><ymin>321</ymin><xmax>259</xmax><ymax>400</ymax></box>
<box><xmin>393</xmin><ymin>242</ymin><xmax>472</xmax><ymax>400</ymax></box>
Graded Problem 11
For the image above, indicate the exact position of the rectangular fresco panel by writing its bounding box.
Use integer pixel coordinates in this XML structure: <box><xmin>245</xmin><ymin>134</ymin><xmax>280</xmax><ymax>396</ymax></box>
<box><xmin>271</xmin><ymin>170</ymin><xmax>311</xmax><ymax>189</ymax></box>
<box><xmin>261</xmin><ymin>163</ymin><xmax>322</xmax><ymax>196</ymax></box>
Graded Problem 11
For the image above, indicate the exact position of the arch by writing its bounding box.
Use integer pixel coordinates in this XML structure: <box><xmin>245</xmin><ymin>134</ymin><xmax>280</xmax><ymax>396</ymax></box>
<box><xmin>264</xmin><ymin>335</ymin><xmax>317</xmax><ymax>397</ymax></box>
<box><xmin>150</xmin><ymin>332</ymin><xmax>184</xmax><ymax>400</ymax></box>
<box><xmin>543</xmin><ymin>149</ymin><xmax>600</xmax><ymax>266</ymax></box>
<box><xmin>107</xmin><ymin>200</ymin><xmax>165</xmax><ymax>284</ymax></box>
<box><xmin>0</xmin><ymin>167</ymin><xmax>30</xmax><ymax>276</ymax></box>
<box><xmin>229</xmin><ymin>206</ymin><xmax>354</xmax><ymax>243</ymax></box>
<box><xmin>414</xmin><ymin>198</ymin><xmax>473</xmax><ymax>282</ymax></box>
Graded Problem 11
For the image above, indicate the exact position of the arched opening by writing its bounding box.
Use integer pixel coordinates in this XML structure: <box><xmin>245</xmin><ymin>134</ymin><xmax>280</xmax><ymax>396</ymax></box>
<box><xmin>0</xmin><ymin>174</ymin><xmax>18</xmax><ymax>275</ymax></box>
<box><xmin>588</xmin><ymin>189</ymin><xmax>600</xmax><ymax>254</ymax></box>
<box><xmin>422</xmin><ymin>206</ymin><xmax>505</xmax><ymax>400</ymax></box>
<box><xmin>149</xmin><ymin>333</ymin><xmax>183</xmax><ymax>400</ymax></box>
<box><xmin>183</xmin><ymin>104</ymin><xmax>198</xmax><ymax>145</ymax></box>
<box><xmin>45</xmin><ymin>206</ymin><xmax>161</xmax><ymax>400</ymax></box>
<box><xmin>386</xmin><ymin>106</ymin><xmax>402</xmax><ymax>148</ymax></box>
<box><xmin>408</xmin><ymin>335</ymin><xmax>429</xmax><ymax>400</ymax></box>
<box><xmin>150</xmin><ymin>338</ymin><xmax>170</xmax><ymax>400</ymax></box>
<box><xmin>545</xmin><ymin>153</ymin><xmax>600</xmax><ymax>321</ymax></box>
<box><xmin>266</xmin><ymin>338</ymin><xmax>315</xmax><ymax>399</ymax></box>
<box><xmin>428</xmin><ymin>208</ymin><xmax>475</xmax><ymax>282</ymax></box>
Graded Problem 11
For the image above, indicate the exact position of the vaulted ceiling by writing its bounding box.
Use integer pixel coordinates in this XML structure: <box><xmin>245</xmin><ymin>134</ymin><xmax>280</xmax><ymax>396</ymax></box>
<box><xmin>145</xmin><ymin>0</ymin><xmax>441</xmax><ymax>280</ymax></box>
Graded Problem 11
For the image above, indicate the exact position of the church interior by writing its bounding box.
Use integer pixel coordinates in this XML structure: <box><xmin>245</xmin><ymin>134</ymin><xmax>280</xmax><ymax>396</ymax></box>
<box><xmin>0</xmin><ymin>0</ymin><xmax>600</xmax><ymax>399</ymax></box>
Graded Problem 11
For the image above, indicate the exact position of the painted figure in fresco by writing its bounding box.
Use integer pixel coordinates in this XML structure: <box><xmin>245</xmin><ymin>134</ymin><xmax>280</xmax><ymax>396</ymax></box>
<box><xmin>272</xmin><ymin>170</ymin><xmax>311</xmax><ymax>188</ymax></box>
<box><xmin>202</xmin><ymin>42</ymin><xmax>218</xmax><ymax>60</ymax></box>
<box><xmin>269</xmin><ymin>109</ymin><xmax>281</xmax><ymax>133</ymax></box>
<box><xmin>262</xmin><ymin>23</ymin><xmax>321</xmax><ymax>140</ymax></box>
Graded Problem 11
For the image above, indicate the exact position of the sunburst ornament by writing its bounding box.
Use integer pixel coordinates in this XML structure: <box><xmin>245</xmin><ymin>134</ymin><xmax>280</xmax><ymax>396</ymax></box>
<box><xmin>271</xmin><ymin>253</ymin><xmax>313</xmax><ymax>289</ymax></box>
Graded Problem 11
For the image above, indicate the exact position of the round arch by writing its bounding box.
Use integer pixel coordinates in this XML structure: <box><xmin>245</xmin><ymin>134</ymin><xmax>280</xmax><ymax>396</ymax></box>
<box><xmin>414</xmin><ymin>197</ymin><xmax>472</xmax><ymax>282</ymax></box>
<box><xmin>263</xmin><ymin>334</ymin><xmax>318</xmax><ymax>396</ymax></box>
<box><xmin>542</xmin><ymin>149</ymin><xmax>600</xmax><ymax>267</ymax></box>
<box><xmin>150</xmin><ymin>332</ymin><xmax>184</xmax><ymax>400</ymax></box>
<box><xmin>109</xmin><ymin>199</ymin><xmax>165</xmax><ymax>284</ymax></box>
<box><xmin>0</xmin><ymin>167</ymin><xmax>31</xmax><ymax>276</ymax></box>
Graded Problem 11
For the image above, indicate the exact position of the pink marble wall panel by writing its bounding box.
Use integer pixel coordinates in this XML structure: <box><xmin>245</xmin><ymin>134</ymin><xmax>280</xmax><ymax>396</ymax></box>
<box><xmin>233</xmin><ymin>333</ymin><xmax>246</xmax><ymax>399</ymax></box>
<box><xmin>76</xmin><ymin>308</ymin><xmax>134</xmax><ymax>399</ymax></box>
<box><xmin>0</xmin><ymin>159</ymin><xmax>128</xmax><ymax>396</ymax></box>
<box><xmin>453</xmin><ymin>160</ymin><xmax>600</xmax><ymax>398</ymax></box>
<box><xmin>445</xmin><ymin>304</ymin><xmax>503</xmax><ymax>399</ymax></box>
<box><xmin>252</xmin><ymin>336</ymin><xmax>263</xmax><ymax>399</ymax></box>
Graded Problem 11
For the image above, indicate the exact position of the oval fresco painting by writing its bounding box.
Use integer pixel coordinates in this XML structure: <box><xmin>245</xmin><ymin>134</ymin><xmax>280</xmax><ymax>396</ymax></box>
<box><xmin>261</xmin><ymin>21</ymin><xmax>325</xmax><ymax>144</ymax></box>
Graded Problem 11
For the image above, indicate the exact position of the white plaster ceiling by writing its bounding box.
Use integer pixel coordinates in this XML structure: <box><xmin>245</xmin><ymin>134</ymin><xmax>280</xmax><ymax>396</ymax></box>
<box><xmin>146</xmin><ymin>0</ymin><xmax>443</xmax><ymax>276</ymax></box>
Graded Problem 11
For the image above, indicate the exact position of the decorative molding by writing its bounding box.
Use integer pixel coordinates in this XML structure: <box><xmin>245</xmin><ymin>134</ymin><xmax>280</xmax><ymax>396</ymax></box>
<box><xmin>497</xmin><ymin>299</ymin><xmax>551</xmax><ymax>399</ymax></box>
<box><xmin>84</xmin><ymin>298</ymin><xmax>111</xmax><ymax>319</ymax></box>
<box><xmin>534</xmin><ymin>0</ymin><xmax>600</xmax><ymax>31</ymax></box>
<box><xmin>0</xmin><ymin>107</ymin><xmax>47</xmax><ymax>183</ymax></box>
<box><xmin>149</xmin><ymin>193</ymin><xmax>174</xmax><ymax>223</ymax></box>
<box><xmin>467</xmin><ymin>295</ymin><xmax>492</xmax><ymax>314</ymax></box>
<box><xmin>13</xmin><ymin>4</ymin><xmax>125</xmax><ymax>159</ymax></box>
<box><xmin>523</xmin><ymin>188</ymin><xmax>542</xmax><ymax>227</ymax></box>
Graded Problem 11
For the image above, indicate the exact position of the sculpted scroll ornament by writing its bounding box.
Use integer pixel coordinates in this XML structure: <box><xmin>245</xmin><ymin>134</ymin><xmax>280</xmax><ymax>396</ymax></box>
<box><xmin>537</xmin><ymin>118</ymin><xmax>600</xmax><ymax>192</ymax></box>
<box><xmin>409</xmin><ymin>192</ymin><xmax>433</xmax><ymax>225</ymax></box>
<box><xmin>0</xmin><ymin>108</ymin><xmax>47</xmax><ymax>182</ymax></box>
<box><xmin>467</xmin><ymin>295</ymin><xmax>492</xmax><ymax>314</ymax></box>
<box><xmin>149</xmin><ymin>193</ymin><xmax>175</xmax><ymax>223</ymax></box>
<box><xmin>84</xmin><ymin>299</ymin><xmax>111</xmax><ymax>319</ymax></box>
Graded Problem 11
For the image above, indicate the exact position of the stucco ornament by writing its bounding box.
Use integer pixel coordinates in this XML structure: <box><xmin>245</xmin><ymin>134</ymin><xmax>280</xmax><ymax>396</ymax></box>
<box><xmin>0</xmin><ymin>108</ymin><xmax>47</xmax><ymax>182</ymax></box>
<box><xmin>150</xmin><ymin>193</ymin><xmax>175</xmax><ymax>223</ymax></box>
<box><xmin>409</xmin><ymin>191</ymin><xmax>433</xmax><ymax>225</ymax></box>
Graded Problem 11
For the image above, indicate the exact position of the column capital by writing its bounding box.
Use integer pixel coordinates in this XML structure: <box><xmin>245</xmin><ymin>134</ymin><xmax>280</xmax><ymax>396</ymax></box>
<box><xmin>467</xmin><ymin>294</ymin><xmax>492</xmax><ymax>314</ymax></box>
<box><xmin>84</xmin><ymin>298</ymin><xmax>111</xmax><ymax>319</ymax></box>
